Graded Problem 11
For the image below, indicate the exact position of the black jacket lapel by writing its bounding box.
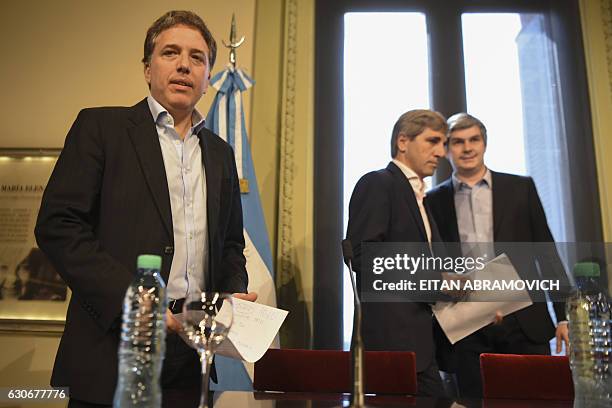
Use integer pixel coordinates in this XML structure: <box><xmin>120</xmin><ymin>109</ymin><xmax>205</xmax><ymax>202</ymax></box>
<box><xmin>441</xmin><ymin>179</ymin><xmax>461</xmax><ymax>242</ymax></box>
<box><xmin>491</xmin><ymin>171</ymin><xmax>507</xmax><ymax>240</ymax></box>
<box><xmin>388</xmin><ymin>162</ymin><xmax>428</xmax><ymax>241</ymax></box>
<box><xmin>127</xmin><ymin>98</ymin><xmax>173</xmax><ymax>239</ymax></box>
<box><xmin>198</xmin><ymin>128</ymin><xmax>222</xmax><ymax>249</ymax></box>
<box><xmin>426</xmin><ymin>203</ymin><xmax>443</xmax><ymax>243</ymax></box>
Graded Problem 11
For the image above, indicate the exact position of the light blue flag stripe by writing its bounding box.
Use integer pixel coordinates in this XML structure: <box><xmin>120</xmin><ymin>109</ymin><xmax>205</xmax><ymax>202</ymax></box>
<box><xmin>205</xmin><ymin>66</ymin><xmax>275</xmax><ymax>391</ymax></box>
<box><xmin>206</xmin><ymin>67</ymin><xmax>272</xmax><ymax>271</ymax></box>
<box><xmin>240</xmin><ymin>131</ymin><xmax>274</xmax><ymax>271</ymax></box>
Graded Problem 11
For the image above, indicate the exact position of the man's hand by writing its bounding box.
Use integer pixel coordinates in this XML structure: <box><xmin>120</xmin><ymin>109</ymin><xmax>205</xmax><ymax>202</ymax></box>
<box><xmin>555</xmin><ymin>322</ymin><xmax>569</xmax><ymax>354</ymax></box>
<box><xmin>166</xmin><ymin>309</ymin><xmax>182</xmax><ymax>333</ymax></box>
<box><xmin>493</xmin><ymin>310</ymin><xmax>504</xmax><ymax>325</ymax></box>
<box><xmin>233</xmin><ymin>292</ymin><xmax>258</xmax><ymax>302</ymax></box>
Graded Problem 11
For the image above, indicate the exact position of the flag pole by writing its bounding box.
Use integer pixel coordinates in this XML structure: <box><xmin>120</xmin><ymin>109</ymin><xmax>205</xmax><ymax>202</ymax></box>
<box><xmin>222</xmin><ymin>13</ymin><xmax>245</xmax><ymax>69</ymax></box>
<box><xmin>220</xmin><ymin>14</ymin><xmax>249</xmax><ymax>193</ymax></box>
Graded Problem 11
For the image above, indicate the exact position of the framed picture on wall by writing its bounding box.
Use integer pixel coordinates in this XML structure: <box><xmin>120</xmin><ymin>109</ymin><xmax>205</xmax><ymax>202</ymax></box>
<box><xmin>0</xmin><ymin>148</ymin><xmax>69</xmax><ymax>330</ymax></box>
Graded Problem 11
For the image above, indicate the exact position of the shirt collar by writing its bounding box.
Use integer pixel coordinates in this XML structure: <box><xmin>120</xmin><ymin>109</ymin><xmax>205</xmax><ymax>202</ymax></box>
<box><xmin>146</xmin><ymin>95</ymin><xmax>206</xmax><ymax>134</ymax></box>
<box><xmin>452</xmin><ymin>167</ymin><xmax>492</xmax><ymax>190</ymax></box>
<box><xmin>392</xmin><ymin>159</ymin><xmax>425</xmax><ymax>195</ymax></box>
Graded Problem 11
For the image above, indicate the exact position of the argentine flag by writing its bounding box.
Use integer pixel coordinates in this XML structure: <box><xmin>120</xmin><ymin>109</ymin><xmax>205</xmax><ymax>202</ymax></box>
<box><xmin>205</xmin><ymin>65</ymin><xmax>277</xmax><ymax>390</ymax></box>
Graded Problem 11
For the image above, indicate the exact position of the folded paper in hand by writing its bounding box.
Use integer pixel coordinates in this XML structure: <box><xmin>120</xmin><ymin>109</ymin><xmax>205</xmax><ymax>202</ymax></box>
<box><xmin>433</xmin><ymin>254</ymin><xmax>532</xmax><ymax>344</ymax></box>
<box><xmin>175</xmin><ymin>298</ymin><xmax>288</xmax><ymax>363</ymax></box>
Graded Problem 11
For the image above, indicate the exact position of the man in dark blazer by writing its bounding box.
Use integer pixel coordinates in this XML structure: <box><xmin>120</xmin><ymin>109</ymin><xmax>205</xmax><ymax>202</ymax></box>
<box><xmin>427</xmin><ymin>113</ymin><xmax>568</xmax><ymax>398</ymax></box>
<box><xmin>35</xmin><ymin>11</ymin><xmax>254</xmax><ymax>407</ymax></box>
<box><xmin>346</xmin><ymin>109</ymin><xmax>450</xmax><ymax>396</ymax></box>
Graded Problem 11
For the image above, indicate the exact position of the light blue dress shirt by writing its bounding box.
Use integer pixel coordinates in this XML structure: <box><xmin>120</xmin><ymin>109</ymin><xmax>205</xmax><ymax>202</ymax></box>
<box><xmin>147</xmin><ymin>96</ymin><xmax>208</xmax><ymax>300</ymax></box>
<box><xmin>453</xmin><ymin>169</ymin><xmax>495</xmax><ymax>261</ymax></box>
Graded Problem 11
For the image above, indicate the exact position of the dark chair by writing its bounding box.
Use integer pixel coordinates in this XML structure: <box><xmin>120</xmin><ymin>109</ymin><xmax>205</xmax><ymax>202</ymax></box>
<box><xmin>254</xmin><ymin>348</ymin><xmax>417</xmax><ymax>394</ymax></box>
<box><xmin>480</xmin><ymin>353</ymin><xmax>574</xmax><ymax>400</ymax></box>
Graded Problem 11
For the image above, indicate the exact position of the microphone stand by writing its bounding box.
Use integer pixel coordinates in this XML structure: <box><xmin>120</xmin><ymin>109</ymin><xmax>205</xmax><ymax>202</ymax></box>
<box><xmin>342</xmin><ymin>239</ymin><xmax>365</xmax><ymax>408</ymax></box>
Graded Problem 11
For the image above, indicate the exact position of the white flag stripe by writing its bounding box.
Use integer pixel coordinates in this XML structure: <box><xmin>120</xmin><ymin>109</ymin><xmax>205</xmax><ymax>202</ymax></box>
<box><xmin>234</xmin><ymin>90</ymin><xmax>243</xmax><ymax>179</ymax></box>
<box><xmin>212</xmin><ymin>69</ymin><xmax>230</xmax><ymax>91</ymax></box>
<box><xmin>244</xmin><ymin>230</ymin><xmax>277</xmax><ymax>311</ymax></box>
<box><xmin>218</xmin><ymin>95</ymin><xmax>227</xmax><ymax>142</ymax></box>
<box><xmin>205</xmin><ymin>66</ymin><xmax>278</xmax><ymax>391</ymax></box>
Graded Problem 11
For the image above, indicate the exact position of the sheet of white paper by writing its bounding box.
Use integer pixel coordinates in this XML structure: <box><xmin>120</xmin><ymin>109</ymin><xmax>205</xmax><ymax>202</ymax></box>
<box><xmin>433</xmin><ymin>253</ymin><xmax>533</xmax><ymax>344</ymax></box>
<box><xmin>174</xmin><ymin>298</ymin><xmax>288</xmax><ymax>363</ymax></box>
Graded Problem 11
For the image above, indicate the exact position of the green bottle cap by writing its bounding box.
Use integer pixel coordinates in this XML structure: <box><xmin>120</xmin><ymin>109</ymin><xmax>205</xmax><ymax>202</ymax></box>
<box><xmin>573</xmin><ymin>262</ymin><xmax>600</xmax><ymax>278</ymax></box>
<box><xmin>137</xmin><ymin>254</ymin><xmax>162</xmax><ymax>270</ymax></box>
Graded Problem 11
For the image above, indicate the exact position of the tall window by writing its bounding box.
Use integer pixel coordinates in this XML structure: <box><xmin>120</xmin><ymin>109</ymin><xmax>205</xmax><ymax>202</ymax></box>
<box><xmin>343</xmin><ymin>12</ymin><xmax>430</xmax><ymax>346</ymax></box>
<box><xmin>315</xmin><ymin>0</ymin><xmax>601</xmax><ymax>350</ymax></box>
<box><xmin>462</xmin><ymin>13</ymin><xmax>574</xmax><ymax>242</ymax></box>
<box><xmin>462</xmin><ymin>13</ymin><xmax>528</xmax><ymax>176</ymax></box>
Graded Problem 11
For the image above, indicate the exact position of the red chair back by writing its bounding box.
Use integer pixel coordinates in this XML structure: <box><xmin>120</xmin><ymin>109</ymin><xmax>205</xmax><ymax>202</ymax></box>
<box><xmin>254</xmin><ymin>348</ymin><xmax>417</xmax><ymax>394</ymax></box>
<box><xmin>480</xmin><ymin>353</ymin><xmax>574</xmax><ymax>400</ymax></box>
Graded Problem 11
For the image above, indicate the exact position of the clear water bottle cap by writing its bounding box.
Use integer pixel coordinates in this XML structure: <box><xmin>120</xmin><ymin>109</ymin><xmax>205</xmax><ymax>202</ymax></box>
<box><xmin>573</xmin><ymin>262</ymin><xmax>600</xmax><ymax>278</ymax></box>
<box><xmin>137</xmin><ymin>254</ymin><xmax>162</xmax><ymax>270</ymax></box>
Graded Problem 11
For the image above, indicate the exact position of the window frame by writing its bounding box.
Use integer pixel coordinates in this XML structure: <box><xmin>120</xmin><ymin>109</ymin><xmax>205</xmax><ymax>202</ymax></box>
<box><xmin>314</xmin><ymin>0</ymin><xmax>601</xmax><ymax>349</ymax></box>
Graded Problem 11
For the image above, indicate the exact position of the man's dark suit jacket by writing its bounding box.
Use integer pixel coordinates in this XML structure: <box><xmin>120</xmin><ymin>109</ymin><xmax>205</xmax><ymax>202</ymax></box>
<box><xmin>346</xmin><ymin>161</ymin><xmax>443</xmax><ymax>372</ymax></box>
<box><xmin>426</xmin><ymin>171</ymin><xmax>566</xmax><ymax>354</ymax></box>
<box><xmin>35</xmin><ymin>98</ymin><xmax>248</xmax><ymax>404</ymax></box>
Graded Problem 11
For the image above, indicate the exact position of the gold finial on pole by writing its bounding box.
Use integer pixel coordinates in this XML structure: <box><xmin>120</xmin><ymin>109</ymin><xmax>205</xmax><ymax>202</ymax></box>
<box><xmin>222</xmin><ymin>13</ymin><xmax>245</xmax><ymax>68</ymax></box>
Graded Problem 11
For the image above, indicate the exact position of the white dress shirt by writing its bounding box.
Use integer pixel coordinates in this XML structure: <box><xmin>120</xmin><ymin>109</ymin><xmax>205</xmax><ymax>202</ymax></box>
<box><xmin>147</xmin><ymin>96</ymin><xmax>209</xmax><ymax>300</ymax></box>
<box><xmin>392</xmin><ymin>159</ymin><xmax>432</xmax><ymax>243</ymax></box>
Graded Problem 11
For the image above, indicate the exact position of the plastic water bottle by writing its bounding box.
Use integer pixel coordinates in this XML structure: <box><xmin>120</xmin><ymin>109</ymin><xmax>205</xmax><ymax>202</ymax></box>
<box><xmin>113</xmin><ymin>255</ymin><xmax>167</xmax><ymax>407</ymax></box>
<box><xmin>566</xmin><ymin>262</ymin><xmax>611</xmax><ymax>407</ymax></box>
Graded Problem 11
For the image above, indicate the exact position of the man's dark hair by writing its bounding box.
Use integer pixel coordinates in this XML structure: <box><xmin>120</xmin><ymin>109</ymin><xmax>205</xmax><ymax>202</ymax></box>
<box><xmin>142</xmin><ymin>10</ymin><xmax>217</xmax><ymax>70</ymax></box>
<box><xmin>390</xmin><ymin>110</ymin><xmax>448</xmax><ymax>157</ymax></box>
<box><xmin>447</xmin><ymin>112</ymin><xmax>488</xmax><ymax>145</ymax></box>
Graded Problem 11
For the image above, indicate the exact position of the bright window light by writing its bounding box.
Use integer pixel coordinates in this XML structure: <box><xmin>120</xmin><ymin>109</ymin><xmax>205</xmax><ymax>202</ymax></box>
<box><xmin>343</xmin><ymin>12</ymin><xmax>430</xmax><ymax>349</ymax></box>
<box><xmin>462</xmin><ymin>13</ymin><xmax>526</xmax><ymax>175</ymax></box>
